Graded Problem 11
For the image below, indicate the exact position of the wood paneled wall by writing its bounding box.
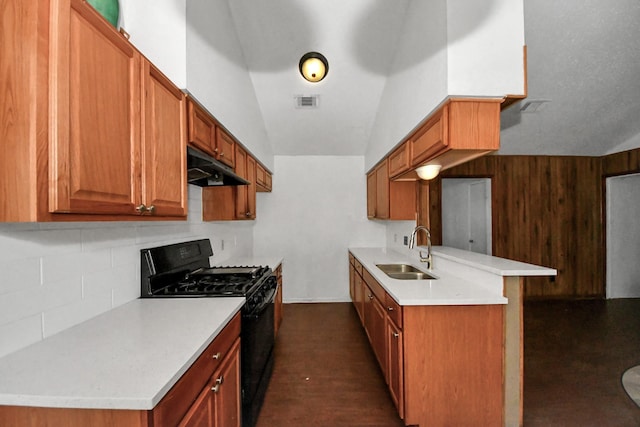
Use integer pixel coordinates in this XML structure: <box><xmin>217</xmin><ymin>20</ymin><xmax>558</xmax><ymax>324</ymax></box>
<box><xmin>427</xmin><ymin>155</ymin><xmax>602</xmax><ymax>299</ymax></box>
<box><xmin>423</xmin><ymin>147</ymin><xmax>640</xmax><ymax>299</ymax></box>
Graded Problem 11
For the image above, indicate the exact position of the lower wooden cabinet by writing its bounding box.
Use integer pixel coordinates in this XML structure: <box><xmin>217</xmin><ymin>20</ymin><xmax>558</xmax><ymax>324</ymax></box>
<box><xmin>178</xmin><ymin>338</ymin><xmax>241</xmax><ymax>427</ymax></box>
<box><xmin>0</xmin><ymin>313</ymin><xmax>242</xmax><ymax>427</ymax></box>
<box><xmin>348</xmin><ymin>252</ymin><xmax>504</xmax><ymax>426</ymax></box>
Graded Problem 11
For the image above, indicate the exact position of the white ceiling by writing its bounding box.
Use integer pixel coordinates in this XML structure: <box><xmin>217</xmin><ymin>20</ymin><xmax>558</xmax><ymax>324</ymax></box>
<box><xmin>227</xmin><ymin>0</ymin><xmax>640</xmax><ymax>158</ymax></box>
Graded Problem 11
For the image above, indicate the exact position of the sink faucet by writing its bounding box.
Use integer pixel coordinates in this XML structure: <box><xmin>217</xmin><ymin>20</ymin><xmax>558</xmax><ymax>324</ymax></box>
<box><xmin>409</xmin><ymin>225</ymin><xmax>433</xmax><ymax>269</ymax></box>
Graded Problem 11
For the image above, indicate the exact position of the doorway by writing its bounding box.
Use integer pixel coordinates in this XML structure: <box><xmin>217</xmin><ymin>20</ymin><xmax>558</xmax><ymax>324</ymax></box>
<box><xmin>441</xmin><ymin>178</ymin><xmax>492</xmax><ymax>255</ymax></box>
<box><xmin>606</xmin><ymin>173</ymin><xmax>640</xmax><ymax>298</ymax></box>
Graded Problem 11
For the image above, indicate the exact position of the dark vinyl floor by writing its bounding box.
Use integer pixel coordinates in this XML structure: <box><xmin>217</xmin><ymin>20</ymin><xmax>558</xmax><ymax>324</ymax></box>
<box><xmin>257</xmin><ymin>300</ymin><xmax>640</xmax><ymax>427</ymax></box>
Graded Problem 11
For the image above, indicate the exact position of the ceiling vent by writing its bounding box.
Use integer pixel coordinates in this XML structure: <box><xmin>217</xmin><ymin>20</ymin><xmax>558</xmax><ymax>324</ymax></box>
<box><xmin>519</xmin><ymin>99</ymin><xmax>550</xmax><ymax>113</ymax></box>
<box><xmin>295</xmin><ymin>95</ymin><xmax>319</xmax><ymax>109</ymax></box>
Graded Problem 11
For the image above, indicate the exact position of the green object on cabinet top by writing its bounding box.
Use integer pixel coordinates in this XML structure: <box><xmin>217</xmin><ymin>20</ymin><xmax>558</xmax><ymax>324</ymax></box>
<box><xmin>86</xmin><ymin>0</ymin><xmax>119</xmax><ymax>28</ymax></box>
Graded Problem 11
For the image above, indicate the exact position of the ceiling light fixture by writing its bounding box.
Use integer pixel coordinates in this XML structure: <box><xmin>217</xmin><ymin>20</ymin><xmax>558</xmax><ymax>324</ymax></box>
<box><xmin>415</xmin><ymin>164</ymin><xmax>442</xmax><ymax>180</ymax></box>
<box><xmin>299</xmin><ymin>52</ymin><xmax>329</xmax><ymax>83</ymax></box>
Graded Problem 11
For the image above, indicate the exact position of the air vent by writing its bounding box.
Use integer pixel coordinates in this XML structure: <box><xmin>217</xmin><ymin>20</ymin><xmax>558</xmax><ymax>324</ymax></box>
<box><xmin>295</xmin><ymin>95</ymin><xmax>319</xmax><ymax>109</ymax></box>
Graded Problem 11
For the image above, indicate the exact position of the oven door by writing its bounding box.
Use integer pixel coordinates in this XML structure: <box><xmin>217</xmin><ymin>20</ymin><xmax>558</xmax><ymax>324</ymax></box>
<box><xmin>241</xmin><ymin>276</ymin><xmax>276</xmax><ymax>427</ymax></box>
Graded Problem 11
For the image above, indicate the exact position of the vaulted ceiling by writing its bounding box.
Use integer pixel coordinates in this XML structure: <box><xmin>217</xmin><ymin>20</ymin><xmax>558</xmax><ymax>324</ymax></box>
<box><xmin>227</xmin><ymin>0</ymin><xmax>640</xmax><ymax>158</ymax></box>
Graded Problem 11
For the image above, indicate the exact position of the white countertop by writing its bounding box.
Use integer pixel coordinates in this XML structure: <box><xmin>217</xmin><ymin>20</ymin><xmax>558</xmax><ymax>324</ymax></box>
<box><xmin>0</xmin><ymin>298</ymin><xmax>244</xmax><ymax>410</ymax></box>
<box><xmin>349</xmin><ymin>247</ymin><xmax>556</xmax><ymax>306</ymax></box>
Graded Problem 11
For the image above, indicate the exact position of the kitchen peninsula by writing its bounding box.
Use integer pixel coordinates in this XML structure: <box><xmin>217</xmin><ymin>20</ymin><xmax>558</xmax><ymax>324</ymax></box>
<box><xmin>349</xmin><ymin>246</ymin><xmax>556</xmax><ymax>427</ymax></box>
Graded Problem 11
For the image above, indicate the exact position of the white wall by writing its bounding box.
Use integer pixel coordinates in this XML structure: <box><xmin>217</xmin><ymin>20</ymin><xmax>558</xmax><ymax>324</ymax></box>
<box><xmin>0</xmin><ymin>187</ymin><xmax>253</xmax><ymax>358</ymax></box>
<box><xmin>253</xmin><ymin>156</ymin><xmax>386</xmax><ymax>302</ymax></box>
<box><xmin>446</xmin><ymin>0</ymin><xmax>525</xmax><ymax>96</ymax></box>
<box><xmin>606</xmin><ymin>174</ymin><xmax>640</xmax><ymax>298</ymax></box>
<box><xmin>365</xmin><ymin>0</ymin><xmax>449</xmax><ymax>171</ymax></box>
<box><xmin>186</xmin><ymin>0</ymin><xmax>274</xmax><ymax>170</ymax></box>
<box><xmin>365</xmin><ymin>0</ymin><xmax>525</xmax><ymax>171</ymax></box>
<box><xmin>120</xmin><ymin>0</ymin><xmax>187</xmax><ymax>87</ymax></box>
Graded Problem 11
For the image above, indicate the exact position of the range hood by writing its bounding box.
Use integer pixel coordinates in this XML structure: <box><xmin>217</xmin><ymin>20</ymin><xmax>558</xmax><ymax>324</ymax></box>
<box><xmin>187</xmin><ymin>146</ymin><xmax>249</xmax><ymax>187</ymax></box>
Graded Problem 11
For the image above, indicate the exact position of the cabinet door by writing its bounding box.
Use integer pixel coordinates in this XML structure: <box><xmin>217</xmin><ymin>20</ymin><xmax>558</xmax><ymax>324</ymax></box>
<box><xmin>215</xmin><ymin>128</ymin><xmax>235</xmax><ymax>168</ymax></box>
<box><xmin>354</xmin><ymin>272</ymin><xmax>365</xmax><ymax>324</ymax></box>
<box><xmin>234</xmin><ymin>145</ymin><xmax>248</xmax><ymax>219</ymax></box>
<box><xmin>411</xmin><ymin>107</ymin><xmax>448</xmax><ymax>166</ymax></box>
<box><xmin>187</xmin><ymin>100</ymin><xmax>216</xmax><ymax>156</ymax></box>
<box><xmin>50</xmin><ymin>0</ymin><xmax>141</xmax><ymax>215</ymax></box>
<box><xmin>213</xmin><ymin>338</ymin><xmax>242</xmax><ymax>427</ymax></box>
<box><xmin>388</xmin><ymin>143</ymin><xmax>411</xmax><ymax>178</ymax></box>
<box><xmin>141</xmin><ymin>61</ymin><xmax>187</xmax><ymax>217</ymax></box>
<box><xmin>387</xmin><ymin>319</ymin><xmax>404</xmax><ymax>419</ymax></box>
<box><xmin>366</xmin><ymin>171</ymin><xmax>376</xmax><ymax>218</ymax></box>
<box><xmin>245</xmin><ymin>155</ymin><xmax>257</xmax><ymax>220</ymax></box>
<box><xmin>364</xmin><ymin>284</ymin><xmax>386</xmax><ymax>372</ymax></box>
<box><xmin>375</xmin><ymin>161</ymin><xmax>390</xmax><ymax>219</ymax></box>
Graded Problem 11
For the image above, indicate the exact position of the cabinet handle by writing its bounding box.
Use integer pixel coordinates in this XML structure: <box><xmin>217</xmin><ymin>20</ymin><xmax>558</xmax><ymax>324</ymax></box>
<box><xmin>135</xmin><ymin>204</ymin><xmax>147</xmax><ymax>214</ymax></box>
<box><xmin>212</xmin><ymin>352</ymin><xmax>221</xmax><ymax>360</ymax></box>
<box><xmin>387</xmin><ymin>306</ymin><xmax>394</xmax><ymax>311</ymax></box>
<box><xmin>210</xmin><ymin>376</ymin><xmax>224</xmax><ymax>393</ymax></box>
<box><xmin>147</xmin><ymin>205</ymin><xmax>156</xmax><ymax>214</ymax></box>
<box><xmin>393</xmin><ymin>332</ymin><xmax>399</xmax><ymax>338</ymax></box>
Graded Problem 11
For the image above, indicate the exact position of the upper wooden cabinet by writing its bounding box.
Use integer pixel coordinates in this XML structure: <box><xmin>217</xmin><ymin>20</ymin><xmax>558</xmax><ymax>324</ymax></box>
<box><xmin>1</xmin><ymin>0</ymin><xmax>186</xmax><ymax>221</ymax></box>
<box><xmin>256</xmin><ymin>163</ymin><xmax>272</xmax><ymax>192</ymax></box>
<box><xmin>202</xmin><ymin>144</ymin><xmax>257</xmax><ymax>221</ymax></box>
<box><xmin>367</xmin><ymin>160</ymin><xmax>416</xmax><ymax>220</ymax></box>
<box><xmin>388</xmin><ymin>143</ymin><xmax>412</xmax><ymax>179</ymax></box>
<box><xmin>186</xmin><ymin>97</ymin><xmax>236</xmax><ymax>169</ymax></box>
<box><xmin>404</xmin><ymin>98</ymin><xmax>501</xmax><ymax>177</ymax></box>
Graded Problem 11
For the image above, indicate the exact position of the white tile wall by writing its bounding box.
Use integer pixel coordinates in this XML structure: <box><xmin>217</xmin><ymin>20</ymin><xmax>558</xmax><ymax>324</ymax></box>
<box><xmin>0</xmin><ymin>186</ymin><xmax>254</xmax><ymax>357</ymax></box>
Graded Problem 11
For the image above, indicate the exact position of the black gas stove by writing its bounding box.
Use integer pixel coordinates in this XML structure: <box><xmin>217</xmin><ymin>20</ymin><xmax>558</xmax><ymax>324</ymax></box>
<box><xmin>140</xmin><ymin>239</ymin><xmax>276</xmax><ymax>427</ymax></box>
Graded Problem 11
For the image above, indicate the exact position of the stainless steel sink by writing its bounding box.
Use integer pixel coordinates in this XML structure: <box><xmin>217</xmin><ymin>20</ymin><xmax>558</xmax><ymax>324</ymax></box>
<box><xmin>376</xmin><ymin>264</ymin><xmax>437</xmax><ymax>280</ymax></box>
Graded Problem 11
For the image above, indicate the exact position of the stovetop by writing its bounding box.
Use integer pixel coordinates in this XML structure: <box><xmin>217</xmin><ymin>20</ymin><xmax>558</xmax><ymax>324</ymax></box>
<box><xmin>156</xmin><ymin>266</ymin><xmax>271</xmax><ymax>297</ymax></box>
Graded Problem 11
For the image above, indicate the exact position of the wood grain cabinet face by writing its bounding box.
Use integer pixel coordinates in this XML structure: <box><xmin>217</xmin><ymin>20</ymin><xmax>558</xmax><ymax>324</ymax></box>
<box><xmin>202</xmin><ymin>145</ymin><xmax>257</xmax><ymax>221</ymax></box>
<box><xmin>215</xmin><ymin>128</ymin><xmax>235</xmax><ymax>168</ymax></box>
<box><xmin>388</xmin><ymin>143</ymin><xmax>412</xmax><ymax>178</ymax></box>
<box><xmin>141</xmin><ymin>61</ymin><xmax>187</xmax><ymax>217</ymax></box>
<box><xmin>187</xmin><ymin>99</ymin><xmax>216</xmax><ymax>156</ymax></box>
<box><xmin>256</xmin><ymin>163</ymin><xmax>272</xmax><ymax>193</ymax></box>
<box><xmin>50</xmin><ymin>0</ymin><xmax>142</xmax><ymax>215</ymax></box>
<box><xmin>386</xmin><ymin>318</ymin><xmax>404</xmax><ymax>419</ymax></box>
<box><xmin>366</xmin><ymin>160</ymin><xmax>416</xmax><ymax>221</ymax></box>
<box><xmin>1</xmin><ymin>0</ymin><xmax>187</xmax><ymax>221</ymax></box>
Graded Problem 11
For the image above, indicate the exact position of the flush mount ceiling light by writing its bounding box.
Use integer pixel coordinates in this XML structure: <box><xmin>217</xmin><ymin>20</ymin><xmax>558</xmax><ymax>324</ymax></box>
<box><xmin>415</xmin><ymin>164</ymin><xmax>442</xmax><ymax>180</ymax></box>
<box><xmin>299</xmin><ymin>52</ymin><xmax>329</xmax><ymax>83</ymax></box>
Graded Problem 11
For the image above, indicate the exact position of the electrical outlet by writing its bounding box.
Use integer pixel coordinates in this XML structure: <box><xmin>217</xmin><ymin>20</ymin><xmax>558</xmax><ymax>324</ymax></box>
<box><xmin>403</xmin><ymin>236</ymin><xmax>408</xmax><ymax>246</ymax></box>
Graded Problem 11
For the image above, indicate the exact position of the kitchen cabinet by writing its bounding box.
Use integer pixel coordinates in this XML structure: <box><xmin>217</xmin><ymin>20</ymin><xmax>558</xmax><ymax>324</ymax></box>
<box><xmin>388</xmin><ymin>142</ymin><xmax>412</xmax><ymax>179</ymax></box>
<box><xmin>348</xmin><ymin>253</ymin><xmax>504</xmax><ymax>426</ymax></box>
<box><xmin>0</xmin><ymin>311</ymin><xmax>242</xmax><ymax>427</ymax></box>
<box><xmin>349</xmin><ymin>257</ymin><xmax>365</xmax><ymax>323</ymax></box>
<box><xmin>366</xmin><ymin>160</ymin><xmax>416</xmax><ymax>220</ymax></box>
<box><xmin>186</xmin><ymin>97</ymin><xmax>235</xmax><ymax>169</ymax></box>
<box><xmin>202</xmin><ymin>144</ymin><xmax>257</xmax><ymax>221</ymax></box>
<box><xmin>398</xmin><ymin>98</ymin><xmax>501</xmax><ymax>179</ymax></box>
<box><xmin>274</xmin><ymin>264</ymin><xmax>284</xmax><ymax>338</ymax></box>
<box><xmin>256</xmin><ymin>163</ymin><xmax>273</xmax><ymax>192</ymax></box>
<box><xmin>178</xmin><ymin>338</ymin><xmax>241</xmax><ymax>427</ymax></box>
<box><xmin>1</xmin><ymin>0</ymin><xmax>186</xmax><ymax>221</ymax></box>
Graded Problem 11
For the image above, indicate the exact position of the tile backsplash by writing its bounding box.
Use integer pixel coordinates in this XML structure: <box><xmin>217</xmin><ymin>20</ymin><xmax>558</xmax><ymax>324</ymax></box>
<box><xmin>0</xmin><ymin>187</ymin><xmax>253</xmax><ymax>358</ymax></box>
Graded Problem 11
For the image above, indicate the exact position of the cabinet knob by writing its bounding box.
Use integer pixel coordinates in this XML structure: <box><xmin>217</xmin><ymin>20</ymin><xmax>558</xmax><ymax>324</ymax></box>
<box><xmin>393</xmin><ymin>332</ymin><xmax>399</xmax><ymax>338</ymax></box>
<box><xmin>368</xmin><ymin>294</ymin><xmax>374</xmax><ymax>300</ymax></box>
<box><xmin>220</xmin><ymin>152</ymin><xmax>225</xmax><ymax>157</ymax></box>
<box><xmin>212</xmin><ymin>352</ymin><xmax>221</xmax><ymax>360</ymax></box>
<box><xmin>387</xmin><ymin>306</ymin><xmax>394</xmax><ymax>311</ymax></box>
<box><xmin>135</xmin><ymin>204</ymin><xmax>147</xmax><ymax>214</ymax></box>
<box><xmin>211</xmin><ymin>384</ymin><xmax>220</xmax><ymax>393</ymax></box>
<box><xmin>246</xmin><ymin>212</ymin><xmax>252</xmax><ymax>217</ymax></box>
<box><xmin>214</xmin><ymin>147</ymin><xmax>219</xmax><ymax>153</ymax></box>
<box><xmin>147</xmin><ymin>205</ymin><xmax>156</xmax><ymax>214</ymax></box>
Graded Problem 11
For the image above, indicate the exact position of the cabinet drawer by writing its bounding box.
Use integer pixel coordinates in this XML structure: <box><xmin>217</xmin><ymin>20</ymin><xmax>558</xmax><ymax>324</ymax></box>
<box><xmin>363</xmin><ymin>269</ymin><xmax>386</xmax><ymax>302</ymax></box>
<box><xmin>411</xmin><ymin>107</ymin><xmax>448</xmax><ymax>166</ymax></box>
<box><xmin>385</xmin><ymin>294</ymin><xmax>403</xmax><ymax>329</ymax></box>
<box><xmin>152</xmin><ymin>312</ymin><xmax>241</xmax><ymax>427</ymax></box>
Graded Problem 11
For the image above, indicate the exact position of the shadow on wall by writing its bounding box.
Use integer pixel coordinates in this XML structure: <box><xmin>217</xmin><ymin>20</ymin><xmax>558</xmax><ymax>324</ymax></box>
<box><xmin>183</xmin><ymin>0</ymin><xmax>498</xmax><ymax>75</ymax></box>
